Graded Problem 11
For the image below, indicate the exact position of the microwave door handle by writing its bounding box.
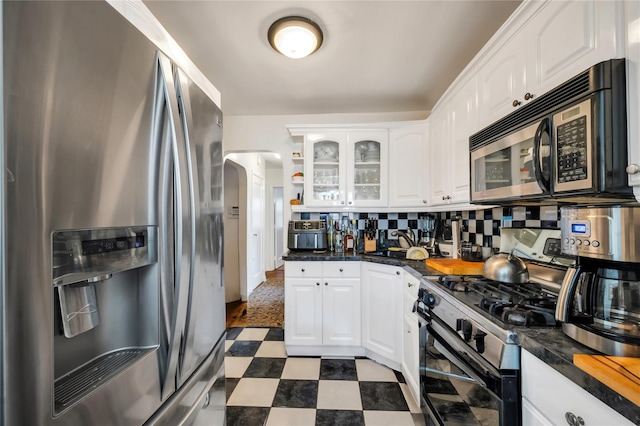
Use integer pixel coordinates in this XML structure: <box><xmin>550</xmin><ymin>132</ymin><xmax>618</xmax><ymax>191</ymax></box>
<box><xmin>532</xmin><ymin>118</ymin><xmax>550</xmax><ymax>192</ymax></box>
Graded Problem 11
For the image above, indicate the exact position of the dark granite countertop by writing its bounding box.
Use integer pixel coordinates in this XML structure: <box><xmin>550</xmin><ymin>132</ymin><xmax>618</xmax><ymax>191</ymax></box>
<box><xmin>283</xmin><ymin>250</ymin><xmax>639</xmax><ymax>423</ymax></box>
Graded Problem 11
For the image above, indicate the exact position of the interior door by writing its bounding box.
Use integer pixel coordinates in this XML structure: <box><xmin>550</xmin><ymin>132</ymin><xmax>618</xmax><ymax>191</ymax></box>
<box><xmin>250</xmin><ymin>173</ymin><xmax>264</xmax><ymax>294</ymax></box>
<box><xmin>274</xmin><ymin>187</ymin><xmax>284</xmax><ymax>269</ymax></box>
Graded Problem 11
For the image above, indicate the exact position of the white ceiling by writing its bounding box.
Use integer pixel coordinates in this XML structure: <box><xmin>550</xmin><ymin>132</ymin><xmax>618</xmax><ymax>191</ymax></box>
<box><xmin>144</xmin><ymin>1</ymin><xmax>521</xmax><ymax>116</ymax></box>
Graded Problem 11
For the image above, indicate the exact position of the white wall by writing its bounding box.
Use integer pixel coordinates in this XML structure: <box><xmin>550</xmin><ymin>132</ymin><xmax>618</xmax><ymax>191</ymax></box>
<box><xmin>265</xmin><ymin>165</ymin><xmax>284</xmax><ymax>270</ymax></box>
<box><xmin>223</xmin><ymin>111</ymin><xmax>428</xmax><ymax>261</ymax></box>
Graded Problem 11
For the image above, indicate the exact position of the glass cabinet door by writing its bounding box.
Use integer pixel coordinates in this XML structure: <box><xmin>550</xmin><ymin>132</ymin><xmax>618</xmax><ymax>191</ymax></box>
<box><xmin>305</xmin><ymin>136</ymin><xmax>347</xmax><ymax>206</ymax></box>
<box><xmin>353</xmin><ymin>140</ymin><xmax>381</xmax><ymax>202</ymax></box>
<box><xmin>347</xmin><ymin>131</ymin><xmax>388</xmax><ymax>207</ymax></box>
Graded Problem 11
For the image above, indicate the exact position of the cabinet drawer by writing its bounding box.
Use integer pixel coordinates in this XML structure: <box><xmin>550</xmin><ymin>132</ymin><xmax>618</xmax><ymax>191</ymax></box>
<box><xmin>323</xmin><ymin>262</ymin><xmax>360</xmax><ymax>278</ymax></box>
<box><xmin>521</xmin><ymin>350</ymin><xmax>633</xmax><ymax>426</ymax></box>
<box><xmin>285</xmin><ymin>261</ymin><xmax>323</xmax><ymax>278</ymax></box>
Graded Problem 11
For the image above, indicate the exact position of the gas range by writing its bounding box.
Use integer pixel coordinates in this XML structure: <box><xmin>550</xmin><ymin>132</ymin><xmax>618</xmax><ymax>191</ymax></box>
<box><xmin>415</xmin><ymin>262</ymin><xmax>567</xmax><ymax>372</ymax></box>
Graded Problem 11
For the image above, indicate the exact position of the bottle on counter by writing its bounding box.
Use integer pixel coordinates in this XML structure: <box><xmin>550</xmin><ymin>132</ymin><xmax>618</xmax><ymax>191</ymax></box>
<box><xmin>344</xmin><ymin>220</ymin><xmax>354</xmax><ymax>253</ymax></box>
<box><xmin>334</xmin><ymin>220</ymin><xmax>343</xmax><ymax>252</ymax></box>
<box><xmin>328</xmin><ymin>218</ymin><xmax>335</xmax><ymax>252</ymax></box>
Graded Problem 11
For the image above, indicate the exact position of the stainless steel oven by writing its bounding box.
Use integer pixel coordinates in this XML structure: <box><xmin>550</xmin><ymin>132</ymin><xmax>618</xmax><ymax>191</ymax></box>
<box><xmin>414</xmin><ymin>283</ymin><xmax>521</xmax><ymax>426</ymax></box>
<box><xmin>470</xmin><ymin>58</ymin><xmax>632</xmax><ymax>204</ymax></box>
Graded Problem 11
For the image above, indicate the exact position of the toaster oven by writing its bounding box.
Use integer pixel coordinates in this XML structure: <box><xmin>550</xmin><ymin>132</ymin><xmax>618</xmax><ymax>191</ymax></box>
<box><xmin>287</xmin><ymin>220</ymin><xmax>328</xmax><ymax>250</ymax></box>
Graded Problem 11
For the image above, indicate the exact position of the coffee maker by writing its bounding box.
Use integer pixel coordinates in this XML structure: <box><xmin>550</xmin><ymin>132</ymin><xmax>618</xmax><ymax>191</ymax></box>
<box><xmin>556</xmin><ymin>206</ymin><xmax>640</xmax><ymax>356</ymax></box>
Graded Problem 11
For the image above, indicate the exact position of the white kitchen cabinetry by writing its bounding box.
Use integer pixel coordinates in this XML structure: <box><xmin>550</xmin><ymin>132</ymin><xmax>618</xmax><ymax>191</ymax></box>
<box><xmin>429</xmin><ymin>77</ymin><xmax>476</xmax><ymax>207</ymax></box>
<box><xmin>479</xmin><ymin>0</ymin><xmax>623</xmax><ymax>127</ymax></box>
<box><xmin>361</xmin><ymin>262</ymin><xmax>403</xmax><ymax>369</ymax></box>
<box><xmin>388</xmin><ymin>123</ymin><xmax>430</xmax><ymax>207</ymax></box>
<box><xmin>347</xmin><ymin>130</ymin><xmax>389</xmax><ymax>207</ymax></box>
<box><xmin>299</xmin><ymin>129</ymin><xmax>388</xmax><ymax>208</ymax></box>
<box><xmin>625</xmin><ymin>0</ymin><xmax>640</xmax><ymax>202</ymax></box>
<box><xmin>401</xmin><ymin>272</ymin><xmax>420</xmax><ymax>405</ymax></box>
<box><xmin>285</xmin><ymin>261</ymin><xmax>361</xmax><ymax>355</ymax></box>
<box><xmin>521</xmin><ymin>350</ymin><xmax>633</xmax><ymax>426</ymax></box>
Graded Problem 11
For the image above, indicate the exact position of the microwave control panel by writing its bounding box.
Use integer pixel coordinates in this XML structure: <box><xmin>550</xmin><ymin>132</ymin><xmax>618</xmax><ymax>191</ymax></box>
<box><xmin>553</xmin><ymin>98</ymin><xmax>592</xmax><ymax>192</ymax></box>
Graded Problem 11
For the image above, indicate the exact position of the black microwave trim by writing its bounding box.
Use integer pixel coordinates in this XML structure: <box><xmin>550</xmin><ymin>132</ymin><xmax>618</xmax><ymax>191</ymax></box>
<box><xmin>470</xmin><ymin>58</ymin><xmax>626</xmax><ymax>151</ymax></box>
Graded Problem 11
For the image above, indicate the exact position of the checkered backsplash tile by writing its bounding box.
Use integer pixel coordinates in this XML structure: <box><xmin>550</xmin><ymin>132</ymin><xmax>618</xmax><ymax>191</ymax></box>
<box><xmin>293</xmin><ymin>206</ymin><xmax>560</xmax><ymax>249</ymax></box>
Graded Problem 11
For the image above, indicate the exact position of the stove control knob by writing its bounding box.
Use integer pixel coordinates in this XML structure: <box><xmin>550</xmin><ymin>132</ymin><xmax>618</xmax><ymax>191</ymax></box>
<box><xmin>456</xmin><ymin>319</ymin><xmax>473</xmax><ymax>341</ymax></box>
<box><xmin>473</xmin><ymin>330</ymin><xmax>487</xmax><ymax>353</ymax></box>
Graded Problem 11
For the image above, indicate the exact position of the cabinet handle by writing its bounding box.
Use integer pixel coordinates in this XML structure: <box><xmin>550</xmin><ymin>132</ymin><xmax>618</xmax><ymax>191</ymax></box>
<box><xmin>301</xmin><ymin>268</ymin><xmax>305</xmax><ymax>272</ymax></box>
<box><xmin>324</xmin><ymin>282</ymin><xmax>328</xmax><ymax>286</ymax></box>
<box><xmin>339</xmin><ymin>268</ymin><xmax>343</xmax><ymax>272</ymax></box>
<box><xmin>626</xmin><ymin>164</ymin><xmax>640</xmax><ymax>175</ymax></box>
<box><xmin>407</xmin><ymin>329</ymin><xmax>411</xmax><ymax>333</ymax></box>
<box><xmin>316</xmin><ymin>282</ymin><xmax>320</xmax><ymax>286</ymax></box>
<box><xmin>564</xmin><ymin>412</ymin><xmax>584</xmax><ymax>426</ymax></box>
<box><xmin>442</xmin><ymin>196</ymin><xmax>446</xmax><ymax>200</ymax></box>
<box><xmin>512</xmin><ymin>99</ymin><xmax>521</xmax><ymax>107</ymax></box>
<box><xmin>341</xmin><ymin>201</ymin><xmax>345</xmax><ymax>205</ymax></box>
<box><xmin>524</xmin><ymin>92</ymin><xmax>534</xmax><ymax>101</ymax></box>
<box><xmin>408</xmin><ymin>283</ymin><xmax>414</xmax><ymax>287</ymax></box>
<box><xmin>396</xmin><ymin>271</ymin><xmax>401</xmax><ymax>275</ymax></box>
<box><xmin>348</xmin><ymin>201</ymin><xmax>353</xmax><ymax>205</ymax></box>
<box><xmin>422</xmin><ymin>199</ymin><xmax>427</xmax><ymax>204</ymax></box>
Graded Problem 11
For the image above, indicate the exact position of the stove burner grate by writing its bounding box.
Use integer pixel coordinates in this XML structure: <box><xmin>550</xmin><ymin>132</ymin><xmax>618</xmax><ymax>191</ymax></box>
<box><xmin>436</xmin><ymin>275</ymin><xmax>558</xmax><ymax>327</ymax></box>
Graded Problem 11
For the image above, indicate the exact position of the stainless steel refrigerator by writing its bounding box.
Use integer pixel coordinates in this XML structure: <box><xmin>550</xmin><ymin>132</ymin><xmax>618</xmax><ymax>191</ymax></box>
<box><xmin>1</xmin><ymin>2</ymin><xmax>226</xmax><ymax>425</ymax></box>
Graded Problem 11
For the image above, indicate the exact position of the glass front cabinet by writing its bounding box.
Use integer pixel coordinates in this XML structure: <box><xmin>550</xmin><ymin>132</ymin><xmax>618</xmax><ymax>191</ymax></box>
<box><xmin>303</xmin><ymin>130</ymin><xmax>388</xmax><ymax>207</ymax></box>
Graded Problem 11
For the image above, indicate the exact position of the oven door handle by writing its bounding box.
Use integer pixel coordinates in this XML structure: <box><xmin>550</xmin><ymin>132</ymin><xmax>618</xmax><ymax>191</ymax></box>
<box><xmin>429</xmin><ymin>317</ymin><xmax>501</xmax><ymax>387</ymax></box>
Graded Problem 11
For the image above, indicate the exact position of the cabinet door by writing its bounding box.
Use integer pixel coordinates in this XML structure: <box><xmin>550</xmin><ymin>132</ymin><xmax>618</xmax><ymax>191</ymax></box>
<box><xmin>527</xmin><ymin>0</ymin><xmax>623</xmax><ymax>97</ymax></box>
<box><xmin>478</xmin><ymin>29</ymin><xmax>528</xmax><ymax>127</ymax></box>
<box><xmin>521</xmin><ymin>350</ymin><xmax>633</xmax><ymax>426</ymax></box>
<box><xmin>626</xmin><ymin>0</ymin><xmax>640</xmax><ymax>200</ymax></box>
<box><xmin>361</xmin><ymin>263</ymin><xmax>402</xmax><ymax>363</ymax></box>
<box><xmin>388</xmin><ymin>124</ymin><xmax>429</xmax><ymax>207</ymax></box>
<box><xmin>347</xmin><ymin>131</ymin><xmax>388</xmax><ymax>207</ymax></box>
<box><xmin>402</xmin><ymin>313</ymin><xmax>420</xmax><ymax>406</ymax></box>
<box><xmin>304</xmin><ymin>132</ymin><xmax>347</xmax><ymax>207</ymax></box>
<box><xmin>428</xmin><ymin>108</ymin><xmax>450</xmax><ymax>205</ymax></box>
<box><xmin>322</xmin><ymin>278</ymin><xmax>361</xmax><ymax>346</ymax></box>
<box><xmin>284</xmin><ymin>277</ymin><xmax>323</xmax><ymax>346</ymax></box>
<box><xmin>448</xmin><ymin>78</ymin><xmax>477</xmax><ymax>204</ymax></box>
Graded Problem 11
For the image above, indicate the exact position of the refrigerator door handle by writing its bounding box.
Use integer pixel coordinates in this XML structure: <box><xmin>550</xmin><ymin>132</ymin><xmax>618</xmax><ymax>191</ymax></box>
<box><xmin>173</xmin><ymin>68</ymin><xmax>199</xmax><ymax>384</ymax></box>
<box><xmin>155</xmin><ymin>52</ymin><xmax>193</xmax><ymax>399</ymax></box>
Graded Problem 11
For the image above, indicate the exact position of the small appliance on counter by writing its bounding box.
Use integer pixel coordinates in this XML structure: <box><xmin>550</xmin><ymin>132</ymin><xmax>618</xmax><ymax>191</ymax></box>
<box><xmin>288</xmin><ymin>220</ymin><xmax>328</xmax><ymax>250</ymax></box>
<box><xmin>557</xmin><ymin>206</ymin><xmax>640</xmax><ymax>357</ymax></box>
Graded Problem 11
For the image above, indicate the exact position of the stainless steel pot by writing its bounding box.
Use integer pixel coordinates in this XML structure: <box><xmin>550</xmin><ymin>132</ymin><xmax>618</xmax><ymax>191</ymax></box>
<box><xmin>483</xmin><ymin>250</ymin><xmax>529</xmax><ymax>283</ymax></box>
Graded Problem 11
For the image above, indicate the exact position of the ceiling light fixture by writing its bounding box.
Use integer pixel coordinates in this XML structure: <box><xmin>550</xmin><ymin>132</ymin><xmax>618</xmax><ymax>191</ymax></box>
<box><xmin>268</xmin><ymin>16</ymin><xmax>323</xmax><ymax>59</ymax></box>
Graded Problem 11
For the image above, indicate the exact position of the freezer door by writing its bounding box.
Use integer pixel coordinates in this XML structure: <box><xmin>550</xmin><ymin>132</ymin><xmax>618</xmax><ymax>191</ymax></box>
<box><xmin>174</xmin><ymin>68</ymin><xmax>225</xmax><ymax>386</ymax></box>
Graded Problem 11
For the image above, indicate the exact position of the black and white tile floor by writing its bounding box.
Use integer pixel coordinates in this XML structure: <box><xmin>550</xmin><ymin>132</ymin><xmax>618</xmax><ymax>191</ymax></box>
<box><xmin>222</xmin><ymin>327</ymin><xmax>425</xmax><ymax>426</ymax></box>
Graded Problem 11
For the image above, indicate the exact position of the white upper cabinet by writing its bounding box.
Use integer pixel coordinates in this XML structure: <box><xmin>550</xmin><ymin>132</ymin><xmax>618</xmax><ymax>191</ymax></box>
<box><xmin>478</xmin><ymin>29</ymin><xmax>529</xmax><ymax>127</ymax></box>
<box><xmin>388</xmin><ymin>123</ymin><xmax>429</xmax><ymax>207</ymax></box>
<box><xmin>304</xmin><ymin>132</ymin><xmax>348</xmax><ymax>207</ymax></box>
<box><xmin>300</xmin><ymin>128</ymin><xmax>388</xmax><ymax>208</ymax></box>
<box><xmin>347</xmin><ymin>130</ymin><xmax>389</xmax><ymax>207</ymax></box>
<box><xmin>625</xmin><ymin>0</ymin><xmax>640</xmax><ymax>201</ymax></box>
<box><xmin>479</xmin><ymin>0</ymin><xmax>624</xmax><ymax>128</ymax></box>
<box><xmin>429</xmin><ymin>76</ymin><xmax>477</xmax><ymax>206</ymax></box>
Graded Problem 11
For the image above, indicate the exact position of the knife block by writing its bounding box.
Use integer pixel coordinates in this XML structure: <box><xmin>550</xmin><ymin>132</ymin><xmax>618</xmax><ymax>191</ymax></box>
<box><xmin>364</xmin><ymin>236</ymin><xmax>377</xmax><ymax>252</ymax></box>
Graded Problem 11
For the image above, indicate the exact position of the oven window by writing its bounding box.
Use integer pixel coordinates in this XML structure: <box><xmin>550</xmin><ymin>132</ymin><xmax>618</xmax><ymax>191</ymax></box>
<box><xmin>422</xmin><ymin>334</ymin><xmax>501</xmax><ymax>426</ymax></box>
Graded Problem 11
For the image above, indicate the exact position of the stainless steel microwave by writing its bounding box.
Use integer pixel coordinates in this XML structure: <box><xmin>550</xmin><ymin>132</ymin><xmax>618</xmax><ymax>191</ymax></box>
<box><xmin>470</xmin><ymin>59</ymin><xmax>633</xmax><ymax>204</ymax></box>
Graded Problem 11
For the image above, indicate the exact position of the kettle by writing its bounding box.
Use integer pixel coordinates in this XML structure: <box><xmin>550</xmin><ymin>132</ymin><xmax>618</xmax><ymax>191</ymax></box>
<box><xmin>483</xmin><ymin>250</ymin><xmax>529</xmax><ymax>283</ymax></box>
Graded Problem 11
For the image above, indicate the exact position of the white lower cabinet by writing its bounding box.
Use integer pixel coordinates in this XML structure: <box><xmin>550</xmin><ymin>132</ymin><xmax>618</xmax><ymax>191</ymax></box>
<box><xmin>361</xmin><ymin>262</ymin><xmax>403</xmax><ymax>369</ymax></box>
<box><xmin>521</xmin><ymin>350</ymin><xmax>633</xmax><ymax>426</ymax></box>
<box><xmin>285</xmin><ymin>261</ymin><xmax>361</xmax><ymax>355</ymax></box>
<box><xmin>401</xmin><ymin>273</ymin><xmax>420</xmax><ymax>405</ymax></box>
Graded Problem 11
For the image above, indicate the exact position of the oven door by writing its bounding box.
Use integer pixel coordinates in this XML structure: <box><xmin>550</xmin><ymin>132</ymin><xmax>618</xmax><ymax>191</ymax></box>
<box><xmin>470</xmin><ymin>119</ymin><xmax>551</xmax><ymax>203</ymax></box>
<box><xmin>419</xmin><ymin>315</ymin><xmax>520</xmax><ymax>426</ymax></box>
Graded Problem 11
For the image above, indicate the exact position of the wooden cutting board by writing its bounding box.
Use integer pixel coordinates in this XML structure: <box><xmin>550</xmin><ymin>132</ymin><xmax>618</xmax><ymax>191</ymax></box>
<box><xmin>425</xmin><ymin>258</ymin><xmax>485</xmax><ymax>275</ymax></box>
<box><xmin>574</xmin><ymin>354</ymin><xmax>640</xmax><ymax>406</ymax></box>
